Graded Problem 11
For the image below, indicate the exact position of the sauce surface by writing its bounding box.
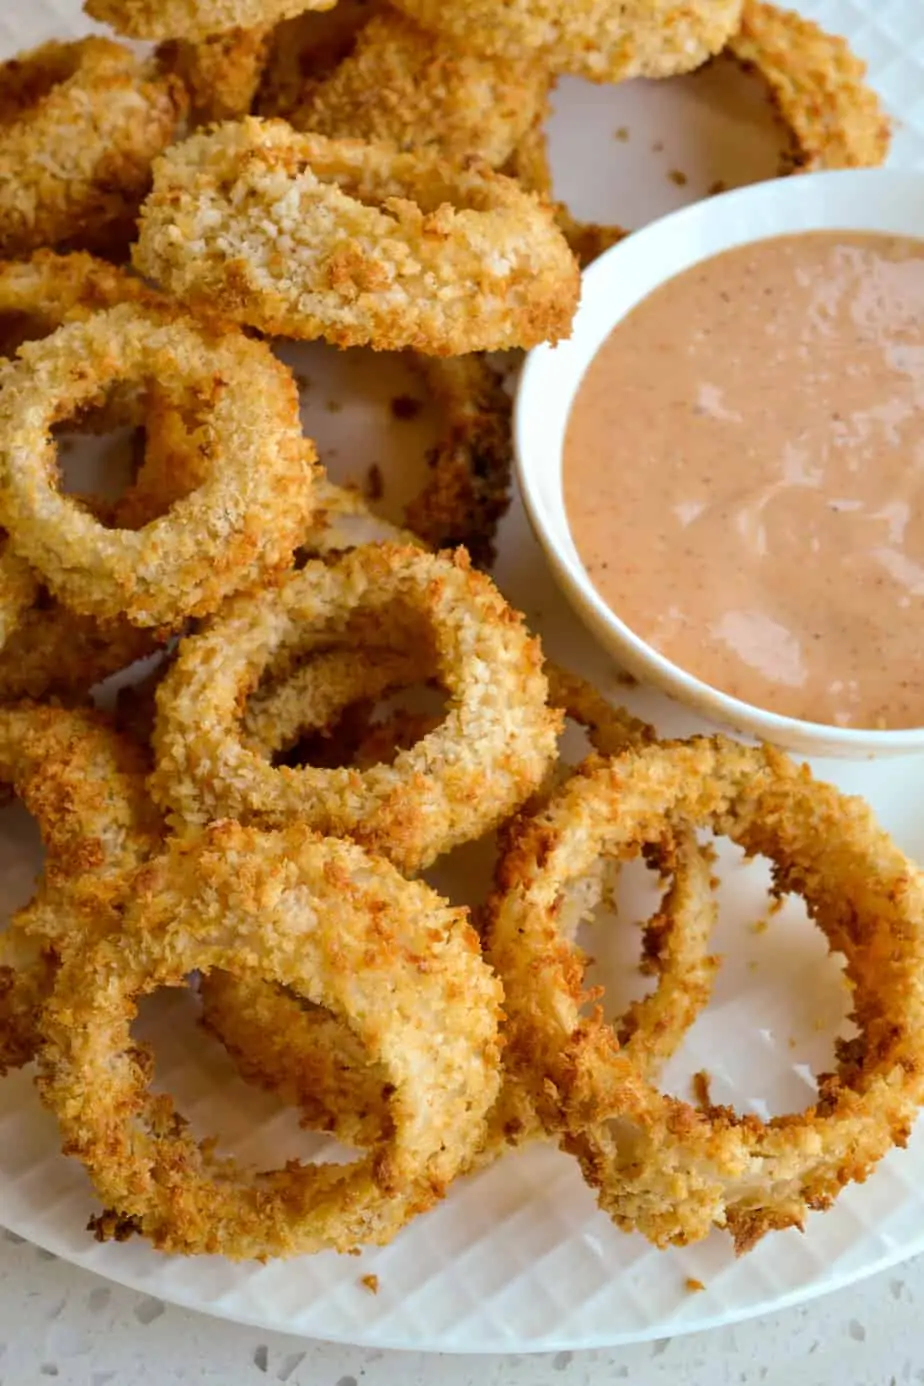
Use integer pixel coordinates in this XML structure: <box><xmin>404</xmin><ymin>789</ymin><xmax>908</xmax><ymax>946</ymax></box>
<box><xmin>564</xmin><ymin>231</ymin><xmax>924</xmax><ymax>729</ymax></box>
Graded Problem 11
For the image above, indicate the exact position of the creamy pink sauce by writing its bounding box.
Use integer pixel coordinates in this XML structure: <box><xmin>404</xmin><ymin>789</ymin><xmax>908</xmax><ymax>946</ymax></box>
<box><xmin>564</xmin><ymin>231</ymin><xmax>924</xmax><ymax>729</ymax></box>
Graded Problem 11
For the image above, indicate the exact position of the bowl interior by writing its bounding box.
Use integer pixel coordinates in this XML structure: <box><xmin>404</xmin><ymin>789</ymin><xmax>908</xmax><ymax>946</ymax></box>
<box><xmin>514</xmin><ymin>168</ymin><xmax>924</xmax><ymax>755</ymax></box>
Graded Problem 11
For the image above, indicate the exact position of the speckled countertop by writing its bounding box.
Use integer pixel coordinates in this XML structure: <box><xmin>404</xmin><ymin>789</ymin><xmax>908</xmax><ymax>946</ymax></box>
<box><xmin>1</xmin><ymin>1231</ymin><xmax>920</xmax><ymax>1385</ymax></box>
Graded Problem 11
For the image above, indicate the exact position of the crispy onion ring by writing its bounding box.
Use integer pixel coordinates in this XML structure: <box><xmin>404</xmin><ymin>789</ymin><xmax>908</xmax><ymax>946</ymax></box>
<box><xmin>152</xmin><ymin>545</ymin><xmax>559</xmax><ymax>869</ymax></box>
<box><xmin>38</xmin><ymin>821</ymin><xmax>502</xmax><ymax>1258</ymax></box>
<box><xmin>151</xmin><ymin>544</ymin><xmax>559</xmax><ymax>872</ymax></box>
<box><xmin>255</xmin><ymin>0</ymin><xmax>384</xmax><ymax>121</ymax></box>
<box><xmin>288</xmin><ymin>8</ymin><xmax>549</xmax><ymax>168</ymax></box>
<box><xmin>727</xmin><ymin>1</ymin><xmax>890</xmax><ymax>172</ymax></box>
<box><xmin>202</xmin><ymin>665</ymin><xmax>717</xmax><ymax>1168</ymax></box>
<box><xmin>156</xmin><ymin>26</ymin><xmax>273</xmax><ymax>125</ymax></box>
<box><xmin>85</xmin><ymin>0</ymin><xmax>336</xmax><ymax>42</ymax></box>
<box><xmin>0</xmin><ymin>704</ymin><xmax>161</xmax><ymax>1073</ymax></box>
<box><xmin>0</xmin><ymin>540</ymin><xmax>38</xmax><ymax>649</ymax></box>
<box><xmin>0</xmin><ymin>38</ymin><xmax>186</xmax><ymax>260</ymax></box>
<box><xmin>486</xmin><ymin>737</ymin><xmax>924</xmax><ymax>1251</ymax></box>
<box><xmin>133</xmin><ymin>119</ymin><xmax>580</xmax><ymax>354</ymax></box>
<box><xmin>404</xmin><ymin>353</ymin><xmax>513</xmax><ymax>567</ymax></box>
<box><xmin>389</xmin><ymin>0</ymin><xmax>743</xmax><ymax>83</ymax></box>
<box><xmin>0</xmin><ymin>303</ymin><xmax>317</xmax><ymax>628</ymax></box>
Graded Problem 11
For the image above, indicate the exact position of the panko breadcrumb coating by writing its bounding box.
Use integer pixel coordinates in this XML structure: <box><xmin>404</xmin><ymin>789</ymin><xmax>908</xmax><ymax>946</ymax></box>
<box><xmin>0</xmin><ymin>38</ymin><xmax>186</xmax><ymax>260</ymax></box>
<box><xmin>255</xmin><ymin>0</ymin><xmax>384</xmax><ymax>120</ymax></box>
<box><xmin>389</xmin><ymin>0</ymin><xmax>744</xmax><ymax>83</ymax></box>
<box><xmin>151</xmin><ymin>544</ymin><xmax>561</xmax><ymax>873</ymax></box>
<box><xmin>487</xmin><ymin>738</ymin><xmax>924</xmax><ymax>1252</ymax></box>
<box><xmin>0</xmin><ymin>303</ymin><xmax>318</xmax><ymax>628</ymax></box>
<box><xmin>290</xmin><ymin>7</ymin><xmax>549</xmax><ymax>169</ymax></box>
<box><xmin>727</xmin><ymin>1</ymin><xmax>891</xmax><ymax>171</ymax></box>
<box><xmin>0</xmin><ymin>704</ymin><xmax>162</xmax><ymax>1073</ymax></box>
<box><xmin>133</xmin><ymin>119</ymin><xmax>580</xmax><ymax>354</ymax></box>
<box><xmin>404</xmin><ymin>353</ymin><xmax>513</xmax><ymax>567</ymax></box>
<box><xmin>85</xmin><ymin>0</ymin><xmax>336</xmax><ymax>42</ymax></box>
<box><xmin>157</xmin><ymin>25</ymin><xmax>273</xmax><ymax>125</ymax></box>
<box><xmin>38</xmin><ymin>821</ymin><xmax>503</xmax><ymax>1258</ymax></box>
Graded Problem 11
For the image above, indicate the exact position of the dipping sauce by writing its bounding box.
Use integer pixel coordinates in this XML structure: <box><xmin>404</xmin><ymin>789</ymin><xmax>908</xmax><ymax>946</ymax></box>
<box><xmin>564</xmin><ymin>231</ymin><xmax>924</xmax><ymax>729</ymax></box>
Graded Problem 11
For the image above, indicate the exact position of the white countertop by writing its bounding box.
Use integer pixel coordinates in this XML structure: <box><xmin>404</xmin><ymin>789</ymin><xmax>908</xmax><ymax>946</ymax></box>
<box><xmin>2</xmin><ymin>1231</ymin><xmax>919</xmax><ymax>1385</ymax></box>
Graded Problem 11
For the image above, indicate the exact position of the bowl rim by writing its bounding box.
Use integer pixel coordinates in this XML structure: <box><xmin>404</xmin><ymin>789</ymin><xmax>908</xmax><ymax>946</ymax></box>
<box><xmin>514</xmin><ymin>167</ymin><xmax>924</xmax><ymax>756</ymax></box>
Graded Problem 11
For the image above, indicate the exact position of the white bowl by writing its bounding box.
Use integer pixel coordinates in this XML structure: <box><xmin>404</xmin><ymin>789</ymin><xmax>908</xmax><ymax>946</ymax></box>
<box><xmin>515</xmin><ymin>168</ymin><xmax>924</xmax><ymax>759</ymax></box>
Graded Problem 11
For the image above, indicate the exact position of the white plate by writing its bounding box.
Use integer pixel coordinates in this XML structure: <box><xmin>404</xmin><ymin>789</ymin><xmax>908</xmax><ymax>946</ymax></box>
<box><xmin>2</xmin><ymin>0</ymin><xmax>924</xmax><ymax>1356</ymax></box>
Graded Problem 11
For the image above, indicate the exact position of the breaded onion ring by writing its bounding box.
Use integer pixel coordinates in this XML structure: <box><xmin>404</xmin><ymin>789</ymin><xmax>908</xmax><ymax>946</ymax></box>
<box><xmin>389</xmin><ymin>0</ymin><xmax>744</xmax><ymax>83</ymax></box>
<box><xmin>255</xmin><ymin>0</ymin><xmax>384</xmax><ymax>121</ymax></box>
<box><xmin>404</xmin><ymin>353</ymin><xmax>513</xmax><ymax>567</ymax></box>
<box><xmin>0</xmin><ymin>304</ymin><xmax>317</xmax><ymax>628</ymax></box>
<box><xmin>727</xmin><ymin>1</ymin><xmax>891</xmax><ymax>172</ymax></box>
<box><xmin>38</xmin><ymin>821</ymin><xmax>502</xmax><ymax>1258</ymax></box>
<box><xmin>486</xmin><ymin>737</ymin><xmax>924</xmax><ymax>1252</ymax></box>
<box><xmin>156</xmin><ymin>26</ymin><xmax>273</xmax><ymax>126</ymax></box>
<box><xmin>151</xmin><ymin>544</ymin><xmax>560</xmax><ymax>872</ymax></box>
<box><xmin>0</xmin><ymin>704</ymin><xmax>161</xmax><ymax>1073</ymax></box>
<box><xmin>85</xmin><ymin>0</ymin><xmax>336</xmax><ymax>42</ymax></box>
<box><xmin>133</xmin><ymin>119</ymin><xmax>580</xmax><ymax>354</ymax></box>
<box><xmin>289</xmin><ymin>8</ymin><xmax>549</xmax><ymax>169</ymax></box>
<box><xmin>0</xmin><ymin>38</ymin><xmax>186</xmax><ymax>259</ymax></box>
<box><xmin>0</xmin><ymin>540</ymin><xmax>38</xmax><ymax>649</ymax></box>
<box><xmin>204</xmin><ymin>665</ymin><xmax>717</xmax><ymax>1161</ymax></box>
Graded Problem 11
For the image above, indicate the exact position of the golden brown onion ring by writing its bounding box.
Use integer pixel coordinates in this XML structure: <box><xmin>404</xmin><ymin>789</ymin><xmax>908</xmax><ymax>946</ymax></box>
<box><xmin>0</xmin><ymin>304</ymin><xmax>317</xmax><ymax>628</ymax></box>
<box><xmin>133</xmin><ymin>119</ymin><xmax>580</xmax><ymax>355</ymax></box>
<box><xmin>85</xmin><ymin>0</ymin><xmax>336</xmax><ymax>41</ymax></box>
<box><xmin>0</xmin><ymin>704</ymin><xmax>162</xmax><ymax>1073</ymax></box>
<box><xmin>486</xmin><ymin>737</ymin><xmax>924</xmax><ymax>1252</ymax></box>
<box><xmin>0</xmin><ymin>38</ymin><xmax>186</xmax><ymax>259</ymax></box>
<box><xmin>156</xmin><ymin>25</ymin><xmax>273</xmax><ymax>125</ymax></box>
<box><xmin>151</xmin><ymin>544</ymin><xmax>560</xmax><ymax>873</ymax></box>
<box><xmin>389</xmin><ymin>0</ymin><xmax>743</xmax><ymax>83</ymax></box>
<box><xmin>38</xmin><ymin>821</ymin><xmax>502</xmax><ymax>1258</ymax></box>
<box><xmin>727</xmin><ymin>1</ymin><xmax>891</xmax><ymax>172</ymax></box>
<box><xmin>255</xmin><ymin>0</ymin><xmax>384</xmax><ymax>120</ymax></box>
<box><xmin>289</xmin><ymin>8</ymin><xmax>549</xmax><ymax>168</ymax></box>
<box><xmin>404</xmin><ymin>352</ymin><xmax>514</xmax><ymax>567</ymax></box>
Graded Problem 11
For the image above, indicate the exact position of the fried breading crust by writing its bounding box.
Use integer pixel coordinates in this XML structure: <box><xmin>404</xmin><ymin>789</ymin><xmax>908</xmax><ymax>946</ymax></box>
<box><xmin>151</xmin><ymin>544</ymin><xmax>561</xmax><ymax>873</ymax></box>
<box><xmin>487</xmin><ymin>738</ymin><xmax>924</xmax><ymax>1252</ymax></box>
<box><xmin>727</xmin><ymin>1</ymin><xmax>891</xmax><ymax>172</ymax></box>
<box><xmin>133</xmin><ymin>119</ymin><xmax>580</xmax><ymax>354</ymax></box>
<box><xmin>38</xmin><ymin>821</ymin><xmax>503</xmax><ymax>1258</ymax></box>
<box><xmin>0</xmin><ymin>705</ymin><xmax>162</xmax><ymax>1073</ymax></box>
<box><xmin>85</xmin><ymin>0</ymin><xmax>336</xmax><ymax>42</ymax></box>
<box><xmin>389</xmin><ymin>0</ymin><xmax>744</xmax><ymax>83</ymax></box>
<box><xmin>157</xmin><ymin>25</ymin><xmax>273</xmax><ymax>125</ymax></box>
<box><xmin>290</xmin><ymin>7</ymin><xmax>549</xmax><ymax>168</ymax></box>
<box><xmin>0</xmin><ymin>303</ymin><xmax>317</xmax><ymax>628</ymax></box>
<box><xmin>0</xmin><ymin>38</ymin><xmax>186</xmax><ymax>259</ymax></box>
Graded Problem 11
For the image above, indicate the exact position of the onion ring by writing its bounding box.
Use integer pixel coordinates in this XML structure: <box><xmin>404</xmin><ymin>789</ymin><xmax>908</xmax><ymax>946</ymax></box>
<box><xmin>403</xmin><ymin>352</ymin><xmax>513</xmax><ymax>567</ymax></box>
<box><xmin>151</xmin><ymin>543</ymin><xmax>560</xmax><ymax>872</ymax></box>
<box><xmin>288</xmin><ymin>8</ymin><xmax>549</xmax><ymax>168</ymax></box>
<box><xmin>389</xmin><ymin>0</ymin><xmax>744</xmax><ymax>83</ymax></box>
<box><xmin>38</xmin><ymin>820</ymin><xmax>502</xmax><ymax>1258</ymax></box>
<box><xmin>156</xmin><ymin>26</ymin><xmax>273</xmax><ymax>125</ymax></box>
<box><xmin>0</xmin><ymin>303</ymin><xmax>317</xmax><ymax>628</ymax></box>
<box><xmin>203</xmin><ymin>665</ymin><xmax>717</xmax><ymax>1170</ymax></box>
<box><xmin>0</xmin><ymin>704</ymin><xmax>161</xmax><ymax>1073</ymax></box>
<box><xmin>85</xmin><ymin>0</ymin><xmax>337</xmax><ymax>42</ymax></box>
<box><xmin>726</xmin><ymin>1</ymin><xmax>891</xmax><ymax>172</ymax></box>
<box><xmin>133</xmin><ymin>119</ymin><xmax>580</xmax><ymax>355</ymax></box>
<box><xmin>0</xmin><ymin>38</ymin><xmax>186</xmax><ymax>260</ymax></box>
<box><xmin>486</xmin><ymin>737</ymin><xmax>924</xmax><ymax>1251</ymax></box>
<box><xmin>255</xmin><ymin>0</ymin><xmax>384</xmax><ymax>121</ymax></box>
